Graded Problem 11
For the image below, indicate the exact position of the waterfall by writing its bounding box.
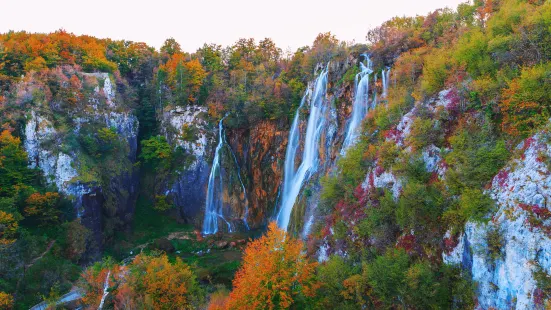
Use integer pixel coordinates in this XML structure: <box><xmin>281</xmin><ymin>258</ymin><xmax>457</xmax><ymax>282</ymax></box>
<box><xmin>202</xmin><ymin>116</ymin><xmax>233</xmax><ymax>235</ymax></box>
<box><xmin>98</xmin><ymin>270</ymin><xmax>111</xmax><ymax>310</ymax></box>
<box><xmin>373</xmin><ymin>73</ymin><xmax>378</xmax><ymax>109</ymax></box>
<box><xmin>276</xmin><ymin>68</ymin><xmax>329</xmax><ymax>231</ymax></box>
<box><xmin>202</xmin><ymin>115</ymin><xmax>249</xmax><ymax>235</ymax></box>
<box><xmin>341</xmin><ymin>55</ymin><xmax>373</xmax><ymax>153</ymax></box>
<box><xmin>382</xmin><ymin>67</ymin><xmax>390</xmax><ymax>98</ymax></box>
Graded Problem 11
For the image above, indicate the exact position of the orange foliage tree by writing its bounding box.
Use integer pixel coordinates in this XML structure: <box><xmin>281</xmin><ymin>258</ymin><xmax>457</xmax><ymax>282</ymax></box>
<box><xmin>159</xmin><ymin>54</ymin><xmax>207</xmax><ymax>105</ymax></box>
<box><xmin>499</xmin><ymin>63</ymin><xmax>551</xmax><ymax>138</ymax></box>
<box><xmin>222</xmin><ymin>222</ymin><xmax>319</xmax><ymax>310</ymax></box>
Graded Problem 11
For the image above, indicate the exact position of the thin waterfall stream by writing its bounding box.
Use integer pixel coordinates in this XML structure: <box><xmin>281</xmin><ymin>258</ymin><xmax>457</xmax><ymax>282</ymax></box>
<box><xmin>202</xmin><ymin>115</ymin><xmax>248</xmax><ymax>235</ymax></box>
<box><xmin>341</xmin><ymin>55</ymin><xmax>373</xmax><ymax>153</ymax></box>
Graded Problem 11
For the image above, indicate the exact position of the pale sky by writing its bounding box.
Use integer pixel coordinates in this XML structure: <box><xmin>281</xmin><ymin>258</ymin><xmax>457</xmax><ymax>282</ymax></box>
<box><xmin>1</xmin><ymin>0</ymin><xmax>467</xmax><ymax>52</ymax></box>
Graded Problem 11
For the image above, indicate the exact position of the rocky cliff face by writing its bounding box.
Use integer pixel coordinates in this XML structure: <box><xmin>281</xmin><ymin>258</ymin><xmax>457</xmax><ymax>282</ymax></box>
<box><xmin>161</xmin><ymin>106</ymin><xmax>210</xmax><ymax>222</ymax></box>
<box><xmin>20</xmin><ymin>68</ymin><xmax>139</xmax><ymax>254</ymax></box>
<box><xmin>160</xmin><ymin>107</ymin><xmax>290</xmax><ymax>230</ymax></box>
<box><xmin>444</xmin><ymin>131</ymin><xmax>551</xmax><ymax>309</ymax></box>
<box><xmin>228</xmin><ymin>120</ymin><xmax>289</xmax><ymax>227</ymax></box>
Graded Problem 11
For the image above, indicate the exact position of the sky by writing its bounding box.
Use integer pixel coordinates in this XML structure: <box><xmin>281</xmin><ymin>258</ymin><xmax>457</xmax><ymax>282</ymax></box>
<box><xmin>0</xmin><ymin>0</ymin><xmax>467</xmax><ymax>52</ymax></box>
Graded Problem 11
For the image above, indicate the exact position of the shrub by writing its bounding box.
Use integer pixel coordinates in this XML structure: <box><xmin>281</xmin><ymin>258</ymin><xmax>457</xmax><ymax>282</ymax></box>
<box><xmin>154</xmin><ymin>195</ymin><xmax>174</xmax><ymax>212</ymax></box>
<box><xmin>459</xmin><ymin>188</ymin><xmax>495</xmax><ymax>222</ymax></box>
<box><xmin>485</xmin><ymin>226</ymin><xmax>504</xmax><ymax>261</ymax></box>
<box><xmin>314</xmin><ymin>255</ymin><xmax>357</xmax><ymax>308</ymax></box>
<box><xmin>396</xmin><ymin>181</ymin><xmax>443</xmax><ymax>234</ymax></box>
<box><xmin>445</xmin><ymin>121</ymin><xmax>509</xmax><ymax>195</ymax></box>
<box><xmin>500</xmin><ymin>63</ymin><xmax>551</xmax><ymax>137</ymax></box>
<box><xmin>405</xmin><ymin>117</ymin><xmax>442</xmax><ymax>151</ymax></box>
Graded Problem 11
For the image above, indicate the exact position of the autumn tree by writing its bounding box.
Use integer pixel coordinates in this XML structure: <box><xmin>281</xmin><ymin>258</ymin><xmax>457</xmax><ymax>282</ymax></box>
<box><xmin>0</xmin><ymin>211</ymin><xmax>18</xmax><ymax>245</ymax></box>
<box><xmin>499</xmin><ymin>63</ymin><xmax>551</xmax><ymax>137</ymax></box>
<box><xmin>120</xmin><ymin>253</ymin><xmax>203</xmax><ymax>309</ymax></box>
<box><xmin>0</xmin><ymin>292</ymin><xmax>14</xmax><ymax>309</ymax></box>
<box><xmin>24</xmin><ymin>192</ymin><xmax>61</xmax><ymax>224</ymax></box>
<box><xmin>79</xmin><ymin>253</ymin><xmax>203</xmax><ymax>309</ymax></box>
<box><xmin>0</xmin><ymin>130</ymin><xmax>33</xmax><ymax>197</ymax></box>
<box><xmin>79</xmin><ymin>259</ymin><xmax>120</xmax><ymax>309</ymax></box>
<box><xmin>161</xmin><ymin>38</ymin><xmax>182</xmax><ymax>56</ymax></box>
<box><xmin>159</xmin><ymin>54</ymin><xmax>207</xmax><ymax>105</ymax></box>
<box><xmin>223</xmin><ymin>222</ymin><xmax>319</xmax><ymax>310</ymax></box>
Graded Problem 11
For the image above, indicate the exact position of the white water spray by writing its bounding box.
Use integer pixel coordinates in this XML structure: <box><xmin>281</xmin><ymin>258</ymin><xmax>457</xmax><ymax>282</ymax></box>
<box><xmin>341</xmin><ymin>55</ymin><xmax>373</xmax><ymax>153</ymax></box>
<box><xmin>382</xmin><ymin>67</ymin><xmax>390</xmax><ymax>98</ymax></box>
<box><xmin>276</xmin><ymin>68</ymin><xmax>329</xmax><ymax>231</ymax></box>
<box><xmin>98</xmin><ymin>270</ymin><xmax>111</xmax><ymax>310</ymax></box>
<box><xmin>202</xmin><ymin>116</ymin><xmax>233</xmax><ymax>235</ymax></box>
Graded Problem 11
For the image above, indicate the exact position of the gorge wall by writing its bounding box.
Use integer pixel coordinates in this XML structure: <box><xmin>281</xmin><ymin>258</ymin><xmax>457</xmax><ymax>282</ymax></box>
<box><xmin>18</xmin><ymin>68</ymin><xmax>139</xmax><ymax>257</ymax></box>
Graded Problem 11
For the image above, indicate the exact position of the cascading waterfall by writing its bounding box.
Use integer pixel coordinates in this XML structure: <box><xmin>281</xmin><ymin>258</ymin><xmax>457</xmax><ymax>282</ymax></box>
<box><xmin>382</xmin><ymin>67</ymin><xmax>390</xmax><ymax>98</ymax></box>
<box><xmin>341</xmin><ymin>55</ymin><xmax>373</xmax><ymax>153</ymax></box>
<box><xmin>276</xmin><ymin>68</ymin><xmax>329</xmax><ymax>231</ymax></box>
<box><xmin>202</xmin><ymin>116</ymin><xmax>233</xmax><ymax>235</ymax></box>
<box><xmin>373</xmin><ymin>73</ymin><xmax>378</xmax><ymax>109</ymax></box>
<box><xmin>98</xmin><ymin>270</ymin><xmax>111</xmax><ymax>310</ymax></box>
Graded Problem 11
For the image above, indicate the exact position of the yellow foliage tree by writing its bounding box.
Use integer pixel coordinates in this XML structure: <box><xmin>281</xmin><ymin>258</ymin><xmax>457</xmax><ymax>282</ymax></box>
<box><xmin>0</xmin><ymin>292</ymin><xmax>14</xmax><ymax>309</ymax></box>
<box><xmin>0</xmin><ymin>211</ymin><xmax>18</xmax><ymax>245</ymax></box>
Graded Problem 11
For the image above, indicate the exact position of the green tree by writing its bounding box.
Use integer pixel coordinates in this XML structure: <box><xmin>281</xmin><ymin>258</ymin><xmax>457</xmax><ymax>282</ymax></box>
<box><xmin>366</xmin><ymin>248</ymin><xmax>409</xmax><ymax>308</ymax></box>
<box><xmin>140</xmin><ymin>136</ymin><xmax>173</xmax><ymax>167</ymax></box>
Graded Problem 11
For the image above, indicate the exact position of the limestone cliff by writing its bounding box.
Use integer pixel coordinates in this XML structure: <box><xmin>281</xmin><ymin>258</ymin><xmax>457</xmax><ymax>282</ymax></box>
<box><xmin>20</xmin><ymin>68</ymin><xmax>139</xmax><ymax>255</ymax></box>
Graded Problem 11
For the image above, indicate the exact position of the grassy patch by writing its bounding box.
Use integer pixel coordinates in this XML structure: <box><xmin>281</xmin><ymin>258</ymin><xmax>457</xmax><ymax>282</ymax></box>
<box><xmin>105</xmin><ymin>193</ymin><xmax>193</xmax><ymax>259</ymax></box>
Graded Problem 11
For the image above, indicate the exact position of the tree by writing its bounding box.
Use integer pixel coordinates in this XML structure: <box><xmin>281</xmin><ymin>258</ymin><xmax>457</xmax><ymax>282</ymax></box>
<box><xmin>314</xmin><ymin>255</ymin><xmax>358</xmax><ymax>309</ymax></box>
<box><xmin>139</xmin><ymin>136</ymin><xmax>173</xmax><ymax>167</ymax></box>
<box><xmin>80</xmin><ymin>253</ymin><xmax>203</xmax><ymax>309</ymax></box>
<box><xmin>0</xmin><ymin>292</ymin><xmax>13</xmax><ymax>309</ymax></box>
<box><xmin>0</xmin><ymin>211</ymin><xmax>18</xmax><ymax>245</ymax></box>
<box><xmin>160</xmin><ymin>55</ymin><xmax>207</xmax><ymax>105</ymax></box>
<box><xmin>366</xmin><ymin>248</ymin><xmax>410</xmax><ymax>307</ymax></box>
<box><xmin>64</xmin><ymin>220</ymin><xmax>92</xmax><ymax>262</ymax></box>
<box><xmin>181</xmin><ymin>59</ymin><xmax>207</xmax><ymax>103</ymax></box>
<box><xmin>0</xmin><ymin>130</ymin><xmax>32</xmax><ymax>197</ymax></box>
<box><xmin>24</xmin><ymin>56</ymin><xmax>47</xmax><ymax>72</ymax></box>
<box><xmin>224</xmin><ymin>222</ymin><xmax>319</xmax><ymax>309</ymax></box>
<box><xmin>153</xmin><ymin>195</ymin><xmax>173</xmax><ymax>211</ymax></box>
<box><xmin>119</xmin><ymin>253</ymin><xmax>203</xmax><ymax>309</ymax></box>
<box><xmin>80</xmin><ymin>259</ymin><xmax>119</xmax><ymax>309</ymax></box>
<box><xmin>500</xmin><ymin>63</ymin><xmax>551</xmax><ymax>137</ymax></box>
<box><xmin>24</xmin><ymin>192</ymin><xmax>61</xmax><ymax>225</ymax></box>
<box><xmin>161</xmin><ymin>38</ymin><xmax>182</xmax><ymax>56</ymax></box>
